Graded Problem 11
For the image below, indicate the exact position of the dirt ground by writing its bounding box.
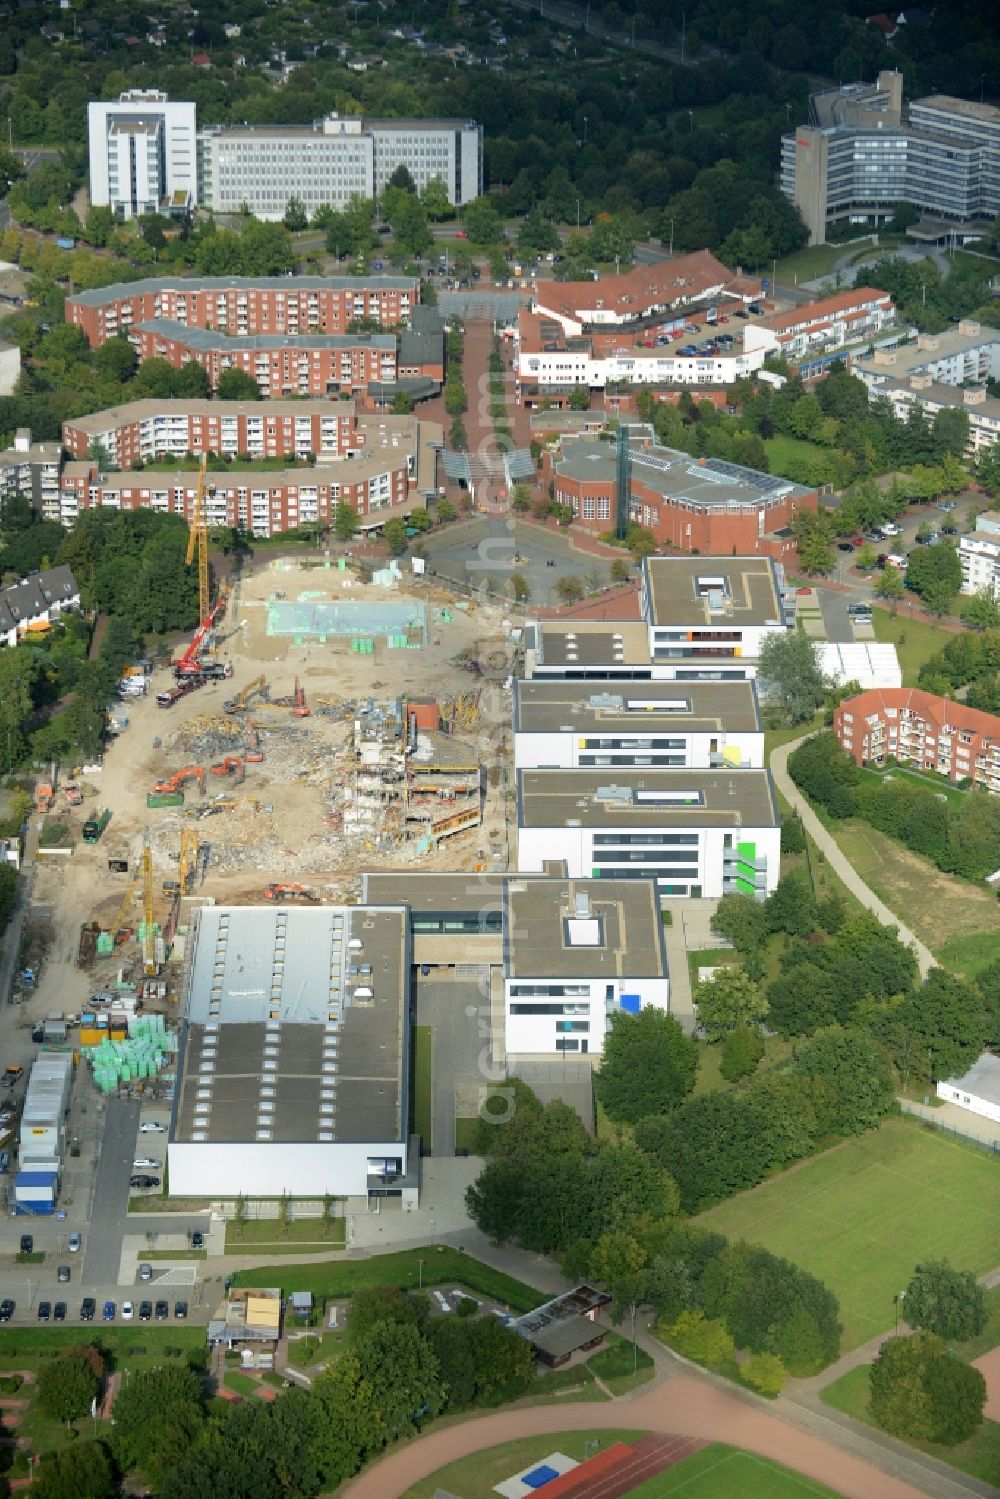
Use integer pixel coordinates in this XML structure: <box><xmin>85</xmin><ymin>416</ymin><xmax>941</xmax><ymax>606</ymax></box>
<box><xmin>974</xmin><ymin>1347</ymin><xmax>1000</xmax><ymax>1421</ymax></box>
<box><xmin>30</xmin><ymin>558</ymin><xmax>517</xmax><ymax>1013</ymax></box>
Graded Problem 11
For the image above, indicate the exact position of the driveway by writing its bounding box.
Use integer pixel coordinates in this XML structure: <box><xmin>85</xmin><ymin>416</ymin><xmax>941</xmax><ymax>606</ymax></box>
<box><xmin>415</xmin><ymin>976</ymin><xmax>492</xmax><ymax>1157</ymax></box>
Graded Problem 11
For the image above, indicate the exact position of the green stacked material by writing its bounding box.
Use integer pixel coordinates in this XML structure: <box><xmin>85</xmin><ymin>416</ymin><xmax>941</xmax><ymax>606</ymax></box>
<box><xmin>96</xmin><ymin>933</ymin><xmax>114</xmax><ymax>955</ymax></box>
<box><xmin>82</xmin><ymin>1017</ymin><xmax>177</xmax><ymax>1094</ymax></box>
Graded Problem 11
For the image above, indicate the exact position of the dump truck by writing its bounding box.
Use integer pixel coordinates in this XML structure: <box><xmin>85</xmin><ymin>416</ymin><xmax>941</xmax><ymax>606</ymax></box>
<box><xmin>63</xmin><ymin>782</ymin><xmax>83</xmax><ymax>807</ymax></box>
<box><xmin>82</xmin><ymin>809</ymin><xmax>111</xmax><ymax>844</ymax></box>
<box><xmin>147</xmin><ymin>791</ymin><xmax>185</xmax><ymax>809</ymax></box>
<box><xmin>35</xmin><ymin>779</ymin><xmax>55</xmax><ymax>814</ymax></box>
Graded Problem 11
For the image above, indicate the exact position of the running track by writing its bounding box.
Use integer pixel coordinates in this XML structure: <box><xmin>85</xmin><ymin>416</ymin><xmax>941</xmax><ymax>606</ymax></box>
<box><xmin>343</xmin><ymin>1375</ymin><xmax>942</xmax><ymax>1499</ymax></box>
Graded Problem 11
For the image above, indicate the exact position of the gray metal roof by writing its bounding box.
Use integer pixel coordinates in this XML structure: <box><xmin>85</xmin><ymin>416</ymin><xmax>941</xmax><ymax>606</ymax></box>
<box><xmin>70</xmin><ymin>275</ymin><xmax>419</xmax><ymax>308</ymax></box>
<box><xmin>134</xmin><ymin>319</ymin><xmax>396</xmax><ymax>353</ymax></box>
<box><xmin>942</xmin><ymin>1052</ymin><xmax>1000</xmax><ymax>1107</ymax></box>
<box><xmin>173</xmin><ymin>905</ymin><xmax>408</xmax><ymax>1146</ymax></box>
<box><xmin>504</xmin><ymin>877</ymin><xmax>667</xmax><ymax>980</ymax></box>
<box><xmin>643</xmin><ymin>556</ymin><xmax>785</xmax><ymax>629</ymax></box>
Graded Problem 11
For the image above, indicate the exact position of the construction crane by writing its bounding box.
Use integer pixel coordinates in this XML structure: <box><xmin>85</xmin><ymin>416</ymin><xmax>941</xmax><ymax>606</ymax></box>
<box><xmin>142</xmin><ymin>838</ymin><xmax>157</xmax><ymax>975</ymax></box>
<box><xmin>174</xmin><ymin>457</ymin><xmax>228</xmax><ymax>675</ymax></box>
<box><xmin>179</xmin><ymin>827</ymin><xmax>199</xmax><ymax>895</ymax></box>
<box><xmin>185</xmin><ymin>453</ymin><xmax>210</xmax><ymax>627</ymax></box>
<box><xmin>106</xmin><ymin>875</ymin><xmax>139</xmax><ymax>943</ymax></box>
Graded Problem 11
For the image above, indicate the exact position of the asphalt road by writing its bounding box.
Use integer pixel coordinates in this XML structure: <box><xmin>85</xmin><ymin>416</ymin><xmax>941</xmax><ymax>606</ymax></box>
<box><xmin>82</xmin><ymin>1096</ymin><xmax>141</xmax><ymax>1285</ymax></box>
<box><xmin>415</xmin><ymin>977</ymin><xmax>492</xmax><ymax>1157</ymax></box>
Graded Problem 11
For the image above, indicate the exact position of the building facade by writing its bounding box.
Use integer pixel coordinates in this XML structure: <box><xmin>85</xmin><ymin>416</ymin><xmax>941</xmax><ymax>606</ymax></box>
<box><xmin>58</xmin><ymin>414</ymin><xmax>441</xmax><ymax>536</ymax></box>
<box><xmin>0</xmin><ymin>429</ymin><xmax>62</xmax><ymax>522</ymax></box>
<box><xmin>516</xmin><ymin>768</ymin><xmax>781</xmax><ymax>902</ymax></box>
<box><xmin>128</xmin><ymin>322</ymin><xmax>399</xmax><ymax>397</ymax></box>
<box><xmin>960</xmin><ymin>527</ymin><xmax>1000</xmax><ymax>597</ymax></box>
<box><xmin>0</xmin><ymin>567</ymin><xmax>80</xmax><ymax>649</ymax></box>
<box><xmin>66</xmin><ymin>276</ymin><xmax>420</xmax><ymax>349</ymax></box>
<box><xmin>513</xmin><ymin>678</ymin><xmax>764</xmax><ymax>772</ymax></box>
<box><xmin>743</xmin><ymin>288</ymin><xmax>896</xmax><ymax>368</ymax></box>
<box><xmin>88</xmin><ymin>91</ymin><xmax>197</xmax><ymax>218</ymax></box>
<box><xmin>63</xmin><ymin>400</ymin><xmax>363</xmax><ymax>465</ymax></box>
<box><xmin>533</xmin><ymin>251</ymin><xmax>760</xmax><ymax>336</ymax></box>
<box><xmin>854</xmin><ymin>323</ymin><xmax>1000</xmax><ymax>454</ymax></box>
<box><xmin>834</xmin><ymin>687</ymin><xmax>1000</xmax><ymax>792</ymax></box>
<box><xmin>782</xmin><ymin>74</ymin><xmax>1000</xmax><ymax>244</ymax></box>
<box><xmin>197</xmin><ymin>113</ymin><xmax>482</xmax><ymax>218</ymax></box>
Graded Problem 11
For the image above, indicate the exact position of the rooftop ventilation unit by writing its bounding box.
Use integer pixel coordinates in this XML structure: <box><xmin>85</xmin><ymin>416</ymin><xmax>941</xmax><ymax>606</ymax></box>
<box><xmin>596</xmin><ymin>784</ymin><xmax>634</xmax><ymax>804</ymax></box>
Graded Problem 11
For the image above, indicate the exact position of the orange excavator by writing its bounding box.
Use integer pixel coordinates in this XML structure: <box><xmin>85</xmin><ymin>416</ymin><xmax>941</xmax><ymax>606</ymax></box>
<box><xmin>262</xmin><ymin>883</ymin><xmax>318</xmax><ymax>902</ymax></box>
<box><xmin>152</xmin><ymin>767</ymin><xmax>206</xmax><ymax>796</ymax></box>
<box><xmin>63</xmin><ymin>782</ymin><xmax>83</xmax><ymax>807</ymax></box>
<box><xmin>270</xmin><ymin>677</ymin><xmax>310</xmax><ymax>718</ymax></box>
<box><xmin>210</xmin><ymin>755</ymin><xmax>246</xmax><ymax>784</ymax></box>
<box><xmin>245</xmin><ymin>720</ymin><xmax>264</xmax><ymax>764</ymax></box>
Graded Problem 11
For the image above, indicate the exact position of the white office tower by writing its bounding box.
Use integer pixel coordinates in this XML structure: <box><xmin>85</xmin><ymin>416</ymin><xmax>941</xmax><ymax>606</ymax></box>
<box><xmin>88</xmin><ymin>91</ymin><xmax>198</xmax><ymax>218</ymax></box>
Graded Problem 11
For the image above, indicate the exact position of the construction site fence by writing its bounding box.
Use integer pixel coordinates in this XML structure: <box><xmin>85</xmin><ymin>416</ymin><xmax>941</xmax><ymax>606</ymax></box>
<box><xmin>898</xmin><ymin>1101</ymin><xmax>1000</xmax><ymax>1156</ymax></box>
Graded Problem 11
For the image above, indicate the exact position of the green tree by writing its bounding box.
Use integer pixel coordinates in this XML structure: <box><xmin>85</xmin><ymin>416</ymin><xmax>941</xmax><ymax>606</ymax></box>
<box><xmin>37</xmin><ymin>1345</ymin><xmax>103</xmax><ymax>1422</ymax></box>
<box><xmin>388</xmin><ymin>164</ymin><xmax>417</xmax><ymax>194</ymax></box>
<box><xmin>420</xmin><ymin>176</ymin><xmax>452</xmax><ymax>221</ymax></box>
<box><xmin>905</xmin><ymin>1260</ymin><xmax>987</xmax><ymax>1342</ymax></box>
<box><xmin>437</xmin><ymin>497</ymin><xmax>456</xmax><ymax>522</ymax></box>
<box><xmin>174</xmin><ymin>361</ymin><xmax>211</xmax><ymax>398</ymax></box>
<box><xmin>876</xmin><ymin>567</ymin><xmax>905</xmax><ymax>611</ymax></box>
<box><xmin>216</xmin><ymin>367</ymin><xmax>261</xmax><ymax>401</ymax></box>
<box><xmin>390</xmin><ymin>391</ymin><xmax>414</xmax><ymax>415</ymax></box>
<box><xmin>283</xmin><ymin>195</ymin><xmax>308</xmax><ymax>231</ymax></box>
<box><xmin>870</xmin><ymin>1331</ymin><xmax>986</xmax><ymax>1446</ymax></box>
<box><xmin>133</xmin><ymin>357</ymin><xmax>178</xmax><ymax>398</ymax></box>
<box><xmin>625</xmin><ymin>522</ymin><xmax>656</xmax><ymax>560</ymax></box>
<box><xmin>31</xmin><ymin>1441</ymin><xmax>117</xmax><ymax>1499</ymax></box>
<box><xmin>510</xmin><ymin>484</ymin><xmax>532</xmax><ymax>513</ymax></box>
<box><xmin>793</xmin><ymin>1025</ymin><xmax>895</xmax><ymax>1134</ymax></box>
<box><xmin>720</xmin><ymin>1024</ymin><xmax>765</xmax><ymax>1082</ymax></box>
<box><xmin>897</xmin><ymin>969</ymin><xmax>987</xmax><ymax>1083</ymax></box>
<box><xmin>596</xmin><ymin>1008</ymin><xmax>698</xmax><ymax>1125</ymax></box>
<box><xmin>509</xmin><ymin>572</ymin><xmax>530</xmax><ymax>603</ymax></box>
<box><xmin>554</xmin><ymin>575</ymin><xmax>585</xmax><ymax>605</ymax></box>
<box><xmin>383</xmin><ymin>517</ymin><xmax>407</xmax><ymax>554</ymax></box>
<box><xmin>659</xmin><ymin>1309</ymin><xmax>734</xmax><ymax>1370</ymax></box>
<box><xmin>741</xmin><ymin>1352</ymin><xmax>789</xmax><ymax>1395</ymax></box>
<box><xmin>711</xmin><ymin>892</ymin><xmax>770</xmax><ymax>954</ymax></box>
<box><xmin>568</xmin><ymin>386</ymin><xmax>590</xmax><ymax>411</ymax></box>
<box><xmin>93</xmin><ymin>333</ymin><xmax>137</xmax><ymax>383</ymax></box>
<box><xmin>110</xmin><ymin>1364</ymin><xmax>205</xmax><ymax>1486</ymax></box>
<box><xmin>353</xmin><ymin>1321</ymin><xmax>444</xmax><ymax>1438</ymax></box>
<box><xmin>694</xmin><ymin>967</ymin><xmax>768</xmax><ymax>1042</ymax></box>
<box><xmin>906</xmin><ymin>544</ymin><xmax>962</xmax><ymax>615</ymax></box>
<box><xmin>334</xmin><ymin>500</ymin><xmax>359</xmax><ymax>541</ymax></box>
<box><xmin>962</xmin><ymin>587</ymin><xmax>1000</xmax><ymax>632</ymax></box>
<box><xmin>591</xmin><ymin>1228</ymin><xmax>649</xmax><ymax>1324</ymax></box>
<box><xmin>348</xmin><ymin>1287</ymin><xmax>426</xmax><ymax>1343</ymax></box>
<box><xmin>758</xmin><ymin>630</ymin><xmax>828</xmax><ymax>725</ymax></box>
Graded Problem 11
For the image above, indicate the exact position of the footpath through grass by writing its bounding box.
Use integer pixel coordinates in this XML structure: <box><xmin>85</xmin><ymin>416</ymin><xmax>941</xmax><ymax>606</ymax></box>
<box><xmin>695</xmin><ymin>1117</ymin><xmax>1000</xmax><ymax>1351</ymax></box>
<box><xmin>230</xmin><ymin>1245</ymin><xmax>538</xmax><ymax>1312</ymax></box>
<box><xmin>821</xmin><ymin>1365</ymin><xmax>1000</xmax><ymax>1485</ymax></box>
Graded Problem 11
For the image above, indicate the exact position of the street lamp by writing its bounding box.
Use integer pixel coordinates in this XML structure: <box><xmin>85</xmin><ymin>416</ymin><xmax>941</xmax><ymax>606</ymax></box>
<box><xmin>583</xmin><ymin>116</ymin><xmax>589</xmax><ymax>146</ymax></box>
<box><xmin>894</xmin><ymin>1290</ymin><xmax>906</xmax><ymax>1332</ymax></box>
<box><xmin>688</xmin><ymin>110</ymin><xmax>694</xmax><ymax>135</ymax></box>
<box><xmin>418</xmin><ymin>1257</ymin><xmax>425</xmax><ymax>1290</ymax></box>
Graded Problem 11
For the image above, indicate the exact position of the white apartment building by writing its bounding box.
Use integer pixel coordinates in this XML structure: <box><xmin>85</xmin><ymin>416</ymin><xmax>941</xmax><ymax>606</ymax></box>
<box><xmin>197</xmin><ymin>112</ymin><xmax>482</xmax><ymax>218</ymax></box>
<box><xmin>743</xmin><ymin>287</ymin><xmax>896</xmax><ymax>371</ymax></box>
<box><xmin>88</xmin><ymin>91</ymin><xmax>197</xmax><ymax>218</ymax></box>
<box><xmin>516</xmin><ymin>769</ymin><xmax>781</xmax><ymax>902</ymax></box>
<box><xmin>513</xmin><ymin>678</ymin><xmax>763</xmax><ymax>772</ymax></box>
<box><xmin>855</xmin><ymin>322</ymin><xmax>1000</xmax><ymax>454</ymax></box>
<box><xmin>960</xmin><ymin>513</ymin><xmax>1000</xmax><ymax>597</ymax></box>
<box><xmin>0</xmin><ymin>428</ymin><xmax>62</xmax><ymax>522</ymax></box>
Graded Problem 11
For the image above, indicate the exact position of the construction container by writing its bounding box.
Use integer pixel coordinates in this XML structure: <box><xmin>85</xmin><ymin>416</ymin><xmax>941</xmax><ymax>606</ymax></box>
<box><xmin>14</xmin><ymin>1169</ymin><xmax>57</xmax><ymax>1214</ymax></box>
<box><xmin>79</xmin><ymin>1027</ymin><xmax>104</xmax><ymax>1047</ymax></box>
<box><xmin>147</xmin><ymin>791</ymin><xmax>185</xmax><ymax>809</ymax></box>
<box><xmin>407</xmin><ymin>698</ymin><xmax>441</xmax><ymax>732</ymax></box>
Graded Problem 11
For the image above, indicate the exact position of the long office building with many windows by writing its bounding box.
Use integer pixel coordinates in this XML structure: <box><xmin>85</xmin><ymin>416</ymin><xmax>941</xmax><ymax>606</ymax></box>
<box><xmin>781</xmin><ymin>72</ymin><xmax>1000</xmax><ymax>244</ymax></box>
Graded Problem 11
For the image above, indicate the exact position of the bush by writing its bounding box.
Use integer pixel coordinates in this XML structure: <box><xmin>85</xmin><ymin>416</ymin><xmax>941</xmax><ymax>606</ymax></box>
<box><xmin>719</xmin><ymin>1024</ymin><xmax>764</xmax><ymax>1082</ymax></box>
<box><xmin>455</xmin><ymin>1296</ymin><xmax>478</xmax><ymax>1318</ymax></box>
<box><xmin>740</xmin><ymin>1351</ymin><xmax>788</xmax><ymax>1396</ymax></box>
<box><xmin>0</xmin><ymin>1374</ymin><xmax>23</xmax><ymax>1393</ymax></box>
<box><xmin>870</xmin><ymin>1331</ymin><xmax>987</xmax><ymax>1446</ymax></box>
<box><xmin>588</xmin><ymin>1340</ymin><xmax>653</xmax><ymax>1380</ymax></box>
<box><xmin>658</xmin><ymin>1309</ymin><xmax>734</xmax><ymax>1371</ymax></box>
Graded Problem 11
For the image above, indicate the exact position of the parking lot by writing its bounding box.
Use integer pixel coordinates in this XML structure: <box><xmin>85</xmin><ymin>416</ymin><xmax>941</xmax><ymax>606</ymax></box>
<box><xmin>420</xmin><ymin>517</ymin><xmax>626</xmax><ymax>604</ymax></box>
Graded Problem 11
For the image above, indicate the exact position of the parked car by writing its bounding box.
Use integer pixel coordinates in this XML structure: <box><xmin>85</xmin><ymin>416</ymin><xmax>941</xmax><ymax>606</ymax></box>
<box><xmin>36</xmin><ymin>1301</ymin><xmax>50</xmax><ymax>1322</ymax></box>
<box><xmin>454</xmin><ymin>228</ymin><xmax>468</xmax><ymax>238</ymax></box>
<box><xmin>67</xmin><ymin>1232</ymin><xmax>81</xmax><ymax>1253</ymax></box>
<box><xmin>102</xmin><ymin>1301</ymin><xmax>116</xmax><ymax>1322</ymax></box>
<box><xmin>175</xmin><ymin>1300</ymin><xmax>188</xmax><ymax>1319</ymax></box>
<box><xmin>139</xmin><ymin>1301</ymin><xmax>152</xmax><ymax>1322</ymax></box>
<box><xmin>53</xmin><ymin>1302</ymin><xmax>66</xmax><ymax>1322</ymax></box>
<box><xmin>80</xmin><ymin>1298</ymin><xmax>96</xmax><ymax>1321</ymax></box>
<box><xmin>155</xmin><ymin>1300</ymin><xmax>169</xmax><ymax>1321</ymax></box>
<box><xmin>935</xmin><ymin>499</ymin><xmax>957</xmax><ymax>511</ymax></box>
<box><xmin>915</xmin><ymin>532</ymin><xmax>939</xmax><ymax>545</ymax></box>
<box><xmin>57</xmin><ymin>1265</ymin><xmax>70</xmax><ymax>1283</ymax></box>
<box><xmin>139</xmin><ymin>1262</ymin><xmax>152</xmax><ymax>1281</ymax></box>
<box><xmin>880</xmin><ymin>522</ymin><xmax>902</xmax><ymax>536</ymax></box>
<box><xmin>886</xmin><ymin>553</ymin><xmax>907</xmax><ymax>567</ymax></box>
<box><xmin>19</xmin><ymin>1235</ymin><xmax>33</xmax><ymax>1254</ymax></box>
<box><xmin>133</xmin><ymin>1158</ymin><xmax>161</xmax><ymax>1170</ymax></box>
<box><xmin>837</xmin><ymin>541</ymin><xmax>855</xmax><ymax>552</ymax></box>
<box><xmin>121</xmin><ymin>1301</ymin><xmax>134</xmax><ymax>1321</ymax></box>
<box><xmin>139</xmin><ymin>1121</ymin><xmax>165</xmax><ymax>1134</ymax></box>
<box><xmin>191</xmin><ymin>1231</ymin><xmax>205</xmax><ymax>1250</ymax></box>
<box><xmin>847</xmin><ymin>602</ymin><xmax>873</xmax><ymax>618</ymax></box>
<box><xmin>0</xmin><ymin>1300</ymin><xmax>14</xmax><ymax>1322</ymax></box>
<box><xmin>130</xmin><ymin>1175</ymin><xmax>160</xmax><ymax>1189</ymax></box>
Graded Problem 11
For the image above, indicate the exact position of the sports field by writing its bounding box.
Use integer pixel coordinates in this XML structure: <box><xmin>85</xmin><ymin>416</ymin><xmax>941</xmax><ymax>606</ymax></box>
<box><xmin>696</xmin><ymin>1118</ymin><xmax>1000</xmax><ymax>1350</ymax></box>
<box><xmin>626</xmin><ymin>1444</ymin><xmax>843</xmax><ymax>1497</ymax></box>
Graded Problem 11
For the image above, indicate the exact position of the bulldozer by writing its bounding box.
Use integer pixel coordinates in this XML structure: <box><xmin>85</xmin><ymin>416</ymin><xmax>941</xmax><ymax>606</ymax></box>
<box><xmin>210</xmin><ymin>756</ymin><xmax>246</xmax><ymax>784</ymax></box>
<box><xmin>152</xmin><ymin>766</ymin><xmax>206</xmax><ymax>796</ymax></box>
<box><xmin>262</xmin><ymin>883</ymin><xmax>318</xmax><ymax>903</ymax></box>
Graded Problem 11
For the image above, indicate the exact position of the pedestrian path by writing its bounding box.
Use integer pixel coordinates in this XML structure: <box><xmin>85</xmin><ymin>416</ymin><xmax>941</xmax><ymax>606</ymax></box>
<box><xmin>770</xmin><ymin>735</ymin><xmax>935</xmax><ymax>977</ymax></box>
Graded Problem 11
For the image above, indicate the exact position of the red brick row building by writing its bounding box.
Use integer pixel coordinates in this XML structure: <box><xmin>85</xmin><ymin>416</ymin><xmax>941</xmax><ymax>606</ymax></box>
<box><xmin>65</xmin><ymin>275</ymin><xmax>420</xmax><ymax>347</ymax></box>
<box><xmin>834</xmin><ymin>687</ymin><xmax>1000</xmax><ymax>792</ymax></box>
<box><xmin>63</xmin><ymin>399</ymin><xmax>363</xmax><ymax>466</ymax></box>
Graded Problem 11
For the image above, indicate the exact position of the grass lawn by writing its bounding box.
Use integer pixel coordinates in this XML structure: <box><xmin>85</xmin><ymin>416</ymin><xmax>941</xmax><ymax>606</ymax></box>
<box><xmin>627</xmin><ymin>1443</ymin><xmax>846</xmax><ymax>1498</ymax></box>
<box><xmin>820</xmin><ymin>1365</ymin><xmax>1000</xmax><ymax>1486</ymax></box>
<box><xmin>695</xmin><ymin>1117</ymin><xmax>1000</xmax><ymax>1351</ymax></box>
<box><xmin>764</xmin><ymin>712</ymin><xmax>824</xmax><ymax>759</ymax></box>
<box><xmin>454</xmin><ymin>1116</ymin><xmax>478</xmax><ymax>1153</ymax></box>
<box><xmin>403</xmin><ymin>1430</ymin><xmax>648</xmax><ymax>1499</ymax></box>
<box><xmin>141</xmin><ymin>1248</ymin><xmax>206</xmax><ymax>1260</ymax></box>
<box><xmin>686</xmin><ymin>946</ymin><xmax>738</xmax><ymax>989</ymax></box>
<box><xmin>230</xmin><ymin>1246</ymin><xmax>539</xmax><ymax>1312</ymax></box>
<box><xmin>693</xmin><ymin>1035</ymin><xmax>793</xmax><ymax>1098</ymax></box>
<box><xmin>413</xmin><ymin>1025</ymin><xmax>433</xmax><ymax>1149</ymax></box>
<box><xmin>826</xmin><ymin>817</ymin><xmax>1000</xmax><ymax>965</ymax></box>
<box><xmin>764</xmin><ymin>434</ymin><xmax>827</xmax><ymax>477</ymax></box>
<box><xmin>871</xmin><ymin>608</ymin><xmax>952</xmax><ymax>685</ymax></box>
<box><xmin>223</xmin><ymin>1370</ymin><xmax>259</xmax><ymax>1396</ymax></box>
<box><xmin>774</xmin><ymin>243</ymin><xmax>852</xmax><ymax>284</ymax></box>
<box><xmin>859</xmin><ymin>763</ymin><xmax>967</xmax><ymax>806</ymax></box>
<box><xmin>588</xmin><ymin>1333</ymin><xmax>655</xmax><ymax>1395</ymax></box>
<box><xmin>225</xmin><ymin>1217</ymin><xmax>345</xmax><ymax>1252</ymax></box>
<box><xmin>286</xmin><ymin>1331</ymin><xmax>344</xmax><ymax>1368</ymax></box>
